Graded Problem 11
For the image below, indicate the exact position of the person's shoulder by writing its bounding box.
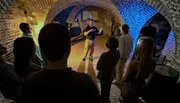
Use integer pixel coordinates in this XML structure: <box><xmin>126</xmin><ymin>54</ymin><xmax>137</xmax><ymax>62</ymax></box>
<box><xmin>131</xmin><ymin>60</ymin><xmax>139</xmax><ymax>63</ymax></box>
<box><xmin>70</xmin><ymin>70</ymin><xmax>94</xmax><ymax>82</ymax></box>
<box><xmin>119</xmin><ymin>35</ymin><xmax>125</xmax><ymax>39</ymax></box>
<box><xmin>129</xmin><ymin>60</ymin><xmax>139</xmax><ymax>67</ymax></box>
<box><xmin>151</xmin><ymin>58</ymin><xmax>156</xmax><ymax>66</ymax></box>
<box><xmin>93</xmin><ymin>26</ymin><xmax>98</xmax><ymax>29</ymax></box>
<box><xmin>24</xmin><ymin>70</ymin><xmax>48</xmax><ymax>87</ymax></box>
<box><xmin>101</xmin><ymin>52</ymin><xmax>108</xmax><ymax>56</ymax></box>
<box><xmin>99</xmin><ymin>52</ymin><xmax>109</xmax><ymax>59</ymax></box>
<box><xmin>0</xmin><ymin>61</ymin><xmax>14</xmax><ymax>70</ymax></box>
<box><xmin>4</xmin><ymin>61</ymin><xmax>14</xmax><ymax>67</ymax></box>
<box><xmin>26</xmin><ymin>70</ymin><xmax>43</xmax><ymax>78</ymax></box>
<box><xmin>85</xmin><ymin>25</ymin><xmax>90</xmax><ymax>29</ymax></box>
<box><xmin>71</xmin><ymin>70</ymin><xmax>90</xmax><ymax>78</ymax></box>
<box><xmin>31</xmin><ymin>63</ymin><xmax>42</xmax><ymax>70</ymax></box>
<box><xmin>127</xmin><ymin>33</ymin><xmax>133</xmax><ymax>38</ymax></box>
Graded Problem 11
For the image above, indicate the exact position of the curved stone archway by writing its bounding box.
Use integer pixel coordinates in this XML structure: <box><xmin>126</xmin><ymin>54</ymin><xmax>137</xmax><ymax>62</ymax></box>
<box><xmin>45</xmin><ymin>0</ymin><xmax>124</xmax><ymax>25</ymax></box>
<box><xmin>143</xmin><ymin>0</ymin><xmax>180</xmax><ymax>70</ymax></box>
<box><xmin>66</xmin><ymin>5</ymin><xmax>86</xmax><ymax>23</ymax></box>
<box><xmin>45</xmin><ymin>0</ymin><xmax>180</xmax><ymax>71</ymax></box>
<box><xmin>0</xmin><ymin>0</ymin><xmax>180</xmax><ymax>71</ymax></box>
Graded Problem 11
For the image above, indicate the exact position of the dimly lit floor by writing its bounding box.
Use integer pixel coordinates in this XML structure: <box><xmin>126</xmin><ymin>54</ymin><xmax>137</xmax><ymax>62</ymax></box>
<box><xmin>68</xmin><ymin>35</ymin><xmax>129</xmax><ymax>103</ymax></box>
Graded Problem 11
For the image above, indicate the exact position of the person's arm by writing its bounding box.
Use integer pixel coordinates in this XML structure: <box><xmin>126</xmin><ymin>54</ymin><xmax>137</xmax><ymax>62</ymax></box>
<box><xmin>122</xmin><ymin>60</ymin><xmax>137</xmax><ymax>83</ymax></box>
<box><xmin>119</xmin><ymin>36</ymin><xmax>125</xmax><ymax>58</ymax></box>
<box><xmin>96</xmin><ymin>53</ymin><xmax>105</xmax><ymax>71</ymax></box>
<box><xmin>98</xmin><ymin>27</ymin><xmax>103</xmax><ymax>34</ymax></box>
<box><xmin>84</xmin><ymin>28</ymin><xmax>93</xmax><ymax>36</ymax></box>
<box><xmin>94</xmin><ymin>27</ymin><xmax>100</xmax><ymax>34</ymax></box>
<box><xmin>131</xmin><ymin>36</ymin><xmax>133</xmax><ymax>51</ymax></box>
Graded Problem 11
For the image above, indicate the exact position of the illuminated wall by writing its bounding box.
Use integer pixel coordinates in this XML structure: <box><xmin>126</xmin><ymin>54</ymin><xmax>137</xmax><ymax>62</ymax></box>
<box><xmin>162</xmin><ymin>31</ymin><xmax>175</xmax><ymax>60</ymax></box>
<box><xmin>116</xmin><ymin>0</ymin><xmax>158</xmax><ymax>50</ymax></box>
<box><xmin>54</xmin><ymin>6</ymin><xmax>74</xmax><ymax>25</ymax></box>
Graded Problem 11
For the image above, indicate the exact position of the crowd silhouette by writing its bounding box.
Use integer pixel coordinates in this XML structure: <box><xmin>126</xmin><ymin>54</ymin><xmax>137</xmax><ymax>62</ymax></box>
<box><xmin>0</xmin><ymin>20</ymin><xmax>179</xmax><ymax>103</ymax></box>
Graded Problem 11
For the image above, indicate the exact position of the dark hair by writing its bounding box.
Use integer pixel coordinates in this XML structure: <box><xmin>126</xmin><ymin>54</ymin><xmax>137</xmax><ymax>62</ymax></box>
<box><xmin>140</xmin><ymin>26</ymin><xmax>157</xmax><ymax>40</ymax></box>
<box><xmin>106</xmin><ymin>36</ymin><xmax>119</xmax><ymax>51</ymax></box>
<box><xmin>88</xmin><ymin>18</ymin><xmax>94</xmax><ymax>21</ymax></box>
<box><xmin>38</xmin><ymin>23</ymin><xmax>71</xmax><ymax>61</ymax></box>
<box><xmin>13</xmin><ymin>37</ymin><xmax>36</xmax><ymax>78</ymax></box>
<box><xmin>19</xmin><ymin>23</ymin><xmax>29</xmax><ymax>33</ymax></box>
<box><xmin>122</xmin><ymin>24</ymin><xmax>129</xmax><ymax>34</ymax></box>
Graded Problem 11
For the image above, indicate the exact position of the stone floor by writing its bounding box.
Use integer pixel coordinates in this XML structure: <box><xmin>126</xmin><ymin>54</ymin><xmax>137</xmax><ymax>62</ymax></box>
<box><xmin>68</xmin><ymin>35</ymin><xmax>123</xmax><ymax>102</ymax></box>
<box><xmin>68</xmin><ymin>35</ymin><xmax>180</xmax><ymax>103</ymax></box>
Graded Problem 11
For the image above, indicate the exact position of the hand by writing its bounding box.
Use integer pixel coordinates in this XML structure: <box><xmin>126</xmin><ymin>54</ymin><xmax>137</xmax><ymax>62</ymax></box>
<box><xmin>89</xmin><ymin>29</ymin><xmax>94</xmax><ymax>32</ymax></box>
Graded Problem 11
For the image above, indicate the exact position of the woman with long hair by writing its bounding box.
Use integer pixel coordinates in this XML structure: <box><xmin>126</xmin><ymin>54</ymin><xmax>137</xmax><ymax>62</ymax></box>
<box><xmin>121</xmin><ymin>37</ymin><xmax>156</xmax><ymax>103</ymax></box>
<box><xmin>13</xmin><ymin>37</ymin><xmax>42</xmax><ymax>79</ymax></box>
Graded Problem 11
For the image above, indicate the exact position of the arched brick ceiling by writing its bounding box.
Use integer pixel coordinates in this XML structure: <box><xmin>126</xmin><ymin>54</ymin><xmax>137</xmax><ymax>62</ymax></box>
<box><xmin>0</xmin><ymin>0</ymin><xmax>180</xmax><ymax>71</ymax></box>
<box><xmin>45</xmin><ymin>0</ymin><xmax>124</xmax><ymax>25</ymax></box>
<box><xmin>66</xmin><ymin>5</ymin><xmax>85</xmax><ymax>23</ymax></box>
<box><xmin>0</xmin><ymin>0</ymin><xmax>55</xmax><ymax>13</ymax></box>
<box><xmin>143</xmin><ymin>0</ymin><xmax>180</xmax><ymax>70</ymax></box>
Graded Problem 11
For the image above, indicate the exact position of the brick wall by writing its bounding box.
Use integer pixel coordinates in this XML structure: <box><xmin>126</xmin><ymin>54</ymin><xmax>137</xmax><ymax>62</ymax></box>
<box><xmin>66</xmin><ymin>5</ymin><xmax>85</xmax><ymax>23</ymax></box>
<box><xmin>0</xmin><ymin>3</ymin><xmax>26</xmax><ymax>62</ymax></box>
<box><xmin>112</xmin><ymin>0</ymin><xmax>180</xmax><ymax>72</ymax></box>
<box><xmin>162</xmin><ymin>31</ymin><xmax>175</xmax><ymax>61</ymax></box>
<box><xmin>0</xmin><ymin>0</ymin><xmax>47</xmax><ymax>62</ymax></box>
<box><xmin>0</xmin><ymin>0</ymin><xmax>180</xmax><ymax>71</ymax></box>
<box><xmin>45</xmin><ymin>0</ymin><xmax>123</xmax><ymax>25</ymax></box>
<box><xmin>115</xmin><ymin>0</ymin><xmax>158</xmax><ymax>51</ymax></box>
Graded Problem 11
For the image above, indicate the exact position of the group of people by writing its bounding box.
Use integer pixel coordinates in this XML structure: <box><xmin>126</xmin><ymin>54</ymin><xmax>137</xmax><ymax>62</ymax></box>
<box><xmin>0</xmin><ymin>22</ymin><xmax>100</xmax><ymax>103</ymax></box>
<box><xmin>66</xmin><ymin>19</ymin><xmax>82</xmax><ymax>38</ymax></box>
<box><xmin>0</xmin><ymin>17</ymin><xmax>178</xmax><ymax>103</ymax></box>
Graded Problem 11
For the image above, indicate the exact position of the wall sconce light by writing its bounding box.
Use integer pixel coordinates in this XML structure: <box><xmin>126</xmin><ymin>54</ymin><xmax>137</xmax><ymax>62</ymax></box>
<box><xmin>24</xmin><ymin>10</ymin><xmax>38</xmax><ymax>25</ymax></box>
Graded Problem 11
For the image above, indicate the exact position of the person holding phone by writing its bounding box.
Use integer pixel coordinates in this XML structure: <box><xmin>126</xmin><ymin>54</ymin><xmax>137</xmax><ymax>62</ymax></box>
<box><xmin>82</xmin><ymin>18</ymin><xmax>99</xmax><ymax>61</ymax></box>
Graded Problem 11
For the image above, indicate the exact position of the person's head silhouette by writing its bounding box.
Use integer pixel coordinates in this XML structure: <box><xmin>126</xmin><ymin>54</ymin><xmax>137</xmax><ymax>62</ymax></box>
<box><xmin>38</xmin><ymin>23</ymin><xmax>71</xmax><ymax>69</ymax></box>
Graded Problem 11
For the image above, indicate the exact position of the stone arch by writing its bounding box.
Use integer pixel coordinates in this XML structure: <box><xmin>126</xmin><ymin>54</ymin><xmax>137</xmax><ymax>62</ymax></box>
<box><xmin>0</xmin><ymin>0</ymin><xmax>180</xmax><ymax>70</ymax></box>
<box><xmin>66</xmin><ymin>5</ymin><xmax>86</xmax><ymax>23</ymax></box>
<box><xmin>143</xmin><ymin>0</ymin><xmax>180</xmax><ymax>69</ymax></box>
<box><xmin>44</xmin><ymin>0</ymin><xmax>124</xmax><ymax>25</ymax></box>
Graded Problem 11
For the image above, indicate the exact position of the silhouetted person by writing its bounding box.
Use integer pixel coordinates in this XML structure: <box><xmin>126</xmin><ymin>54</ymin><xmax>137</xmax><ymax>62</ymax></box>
<box><xmin>82</xmin><ymin>18</ymin><xmax>99</xmax><ymax>61</ymax></box>
<box><xmin>121</xmin><ymin>37</ymin><xmax>156</xmax><ymax>103</ymax></box>
<box><xmin>21</xmin><ymin>23</ymin><xmax>100</xmax><ymax>103</ymax></box>
<box><xmin>19</xmin><ymin>23</ymin><xmax>42</xmax><ymax>66</ymax></box>
<box><xmin>140</xmin><ymin>26</ymin><xmax>156</xmax><ymax>41</ymax></box>
<box><xmin>114</xmin><ymin>24</ymin><xmax>133</xmax><ymax>85</ymax></box>
<box><xmin>13</xmin><ymin>38</ymin><xmax>42</xmax><ymax>79</ymax></box>
<box><xmin>140</xmin><ymin>26</ymin><xmax>157</xmax><ymax>57</ymax></box>
<box><xmin>73</xmin><ymin>19</ymin><xmax>81</xmax><ymax>36</ymax></box>
<box><xmin>0</xmin><ymin>44</ymin><xmax>20</xmax><ymax>101</ymax></box>
<box><xmin>97</xmin><ymin>36</ymin><xmax>120</xmax><ymax>103</ymax></box>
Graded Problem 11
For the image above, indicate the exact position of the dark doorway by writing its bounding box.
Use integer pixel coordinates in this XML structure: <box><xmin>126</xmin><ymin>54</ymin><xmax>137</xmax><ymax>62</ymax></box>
<box><xmin>143</xmin><ymin>13</ymin><xmax>171</xmax><ymax>57</ymax></box>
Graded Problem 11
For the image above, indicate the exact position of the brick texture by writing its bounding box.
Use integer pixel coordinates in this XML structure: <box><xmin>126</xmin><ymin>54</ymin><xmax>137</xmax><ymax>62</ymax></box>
<box><xmin>66</xmin><ymin>5</ymin><xmax>85</xmax><ymax>23</ymax></box>
<box><xmin>0</xmin><ymin>0</ymin><xmax>179</xmax><ymax>72</ymax></box>
<box><xmin>0</xmin><ymin>3</ymin><xmax>26</xmax><ymax>61</ymax></box>
<box><xmin>45</xmin><ymin>0</ymin><xmax>123</xmax><ymax>25</ymax></box>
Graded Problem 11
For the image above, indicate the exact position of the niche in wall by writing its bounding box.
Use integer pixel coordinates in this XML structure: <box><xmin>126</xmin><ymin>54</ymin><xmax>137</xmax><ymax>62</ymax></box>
<box><xmin>143</xmin><ymin>13</ymin><xmax>171</xmax><ymax>57</ymax></box>
<box><xmin>82</xmin><ymin>10</ymin><xmax>98</xmax><ymax>20</ymax></box>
